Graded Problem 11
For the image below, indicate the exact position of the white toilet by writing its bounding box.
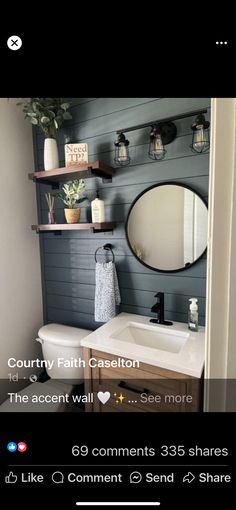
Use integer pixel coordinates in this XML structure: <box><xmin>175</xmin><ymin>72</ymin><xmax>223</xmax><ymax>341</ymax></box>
<box><xmin>36</xmin><ymin>323</ymin><xmax>92</xmax><ymax>383</ymax></box>
<box><xmin>0</xmin><ymin>323</ymin><xmax>92</xmax><ymax>412</ymax></box>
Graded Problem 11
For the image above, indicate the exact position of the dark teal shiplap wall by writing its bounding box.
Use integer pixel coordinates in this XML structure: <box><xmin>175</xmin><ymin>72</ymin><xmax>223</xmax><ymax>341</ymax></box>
<box><xmin>33</xmin><ymin>98</ymin><xmax>210</xmax><ymax>329</ymax></box>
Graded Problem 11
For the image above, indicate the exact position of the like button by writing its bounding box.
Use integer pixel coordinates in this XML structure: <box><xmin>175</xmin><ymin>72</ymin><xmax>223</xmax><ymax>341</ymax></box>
<box><xmin>5</xmin><ymin>472</ymin><xmax>17</xmax><ymax>484</ymax></box>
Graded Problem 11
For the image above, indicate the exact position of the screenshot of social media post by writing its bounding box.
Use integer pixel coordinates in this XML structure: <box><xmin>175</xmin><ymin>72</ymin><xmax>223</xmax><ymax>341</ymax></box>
<box><xmin>0</xmin><ymin>95</ymin><xmax>235</xmax><ymax>508</ymax></box>
<box><xmin>0</xmin><ymin>97</ymin><xmax>235</xmax><ymax>414</ymax></box>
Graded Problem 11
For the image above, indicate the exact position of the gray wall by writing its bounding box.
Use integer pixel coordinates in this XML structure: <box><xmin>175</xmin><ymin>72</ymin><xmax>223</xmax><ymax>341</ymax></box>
<box><xmin>33</xmin><ymin>98</ymin><xmax>210</xmax><ymax>329</ymax></box>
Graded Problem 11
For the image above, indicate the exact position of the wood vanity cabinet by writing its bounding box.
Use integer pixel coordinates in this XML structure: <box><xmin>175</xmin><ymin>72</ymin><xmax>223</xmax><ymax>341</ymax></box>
<box><xmin>83</xmin><ymin>348</ymin><xmax>203</xmax><ymax>413</ymax></box>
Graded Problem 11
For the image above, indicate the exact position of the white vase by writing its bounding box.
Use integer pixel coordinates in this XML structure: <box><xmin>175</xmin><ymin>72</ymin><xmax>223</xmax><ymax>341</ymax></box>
<box><xmin>44</xmin><ymin>138</ymin><xmax>59</xmax><ymax>171</ymax></box>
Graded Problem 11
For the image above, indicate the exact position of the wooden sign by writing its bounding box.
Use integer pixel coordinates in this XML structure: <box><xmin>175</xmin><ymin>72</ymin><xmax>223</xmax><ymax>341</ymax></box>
<box><xmin>65</xmin><ymin>143</ymin><xmax>88</xmax><ymax>167</ymax></box>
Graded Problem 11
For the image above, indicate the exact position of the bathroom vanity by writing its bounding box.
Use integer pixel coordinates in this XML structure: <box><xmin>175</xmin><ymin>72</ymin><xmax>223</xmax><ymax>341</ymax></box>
<box><xmin>81</xmin><ymin>313</ymin><xmax>205</xmax><ymax>413</ymax></box>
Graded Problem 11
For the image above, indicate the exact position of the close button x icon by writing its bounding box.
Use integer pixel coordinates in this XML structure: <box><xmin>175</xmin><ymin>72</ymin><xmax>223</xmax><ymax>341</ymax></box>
<box><xmin>11</xmin><ymin>39</ymin><xmax>19</xmax><ymax>47</ymax></box>
<box><xmin>7</xmin><ymin>35</ymin><xmax>22</xmax><ymax>51</ymax></box>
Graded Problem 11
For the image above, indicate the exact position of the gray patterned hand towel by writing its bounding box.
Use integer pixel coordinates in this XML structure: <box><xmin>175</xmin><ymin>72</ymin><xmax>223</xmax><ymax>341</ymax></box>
<box><xmin>95</xmin><ymin>261</ymin><xmax>121</xmax><ymax>322</ymax></box>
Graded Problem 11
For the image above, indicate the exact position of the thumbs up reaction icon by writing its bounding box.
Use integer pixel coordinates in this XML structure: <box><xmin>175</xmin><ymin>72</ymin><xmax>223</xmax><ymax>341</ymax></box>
<box><xmin>5</xmin><ymin>472</ymin><xmax>17</xmax><ymax>484</ymax></box>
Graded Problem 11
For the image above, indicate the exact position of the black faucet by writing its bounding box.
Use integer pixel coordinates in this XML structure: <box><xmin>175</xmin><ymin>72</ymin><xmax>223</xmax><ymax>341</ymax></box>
<box><xmin>150</xmin><ymin>292</ymin><xmax>173</xmax><ymax>326</ymax></box>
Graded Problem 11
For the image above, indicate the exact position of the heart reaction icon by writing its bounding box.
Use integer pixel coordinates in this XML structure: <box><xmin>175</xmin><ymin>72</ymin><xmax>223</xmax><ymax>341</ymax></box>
<box><xmin>17</xmin><ymin>442</ymin><xmax>27</xmax><ymax>453</ymax></box>
<box><xmin>97</xmin><ymin>391</ymin><xmax>111</xmax><ymax>405</ymax></box>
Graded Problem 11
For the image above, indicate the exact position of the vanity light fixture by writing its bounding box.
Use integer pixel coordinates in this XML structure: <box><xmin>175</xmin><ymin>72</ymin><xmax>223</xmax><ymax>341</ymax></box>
<box><xmin>190</xmin><ymin>113</ymin><xmax>210</xmax><ymax>154</ymax></box>
<box><xmin>148</xmin><ymin>122</ymin><xmax>177</xmax><ymax>161</ymax></box>
<box><xmin>114</xmin><ymin>108</ymin><xmax>210</xmax><ymax>167</ymax></box>
<box><xmin>114</xmin><ymin>132</ymin><xmax>130</xmax><ymax>166</ymax></box>
<box><xmin>149</xmin><ymin>125</ymin><xmax>166</xmax><ymax>161</ymax></box>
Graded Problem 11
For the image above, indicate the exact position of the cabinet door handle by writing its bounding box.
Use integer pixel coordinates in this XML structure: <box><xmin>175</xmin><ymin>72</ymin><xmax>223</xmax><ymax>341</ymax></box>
<box><xmin>118</xmin><ymin>380</ymin><xmax>150</xmax><ymax>395</ymax></box>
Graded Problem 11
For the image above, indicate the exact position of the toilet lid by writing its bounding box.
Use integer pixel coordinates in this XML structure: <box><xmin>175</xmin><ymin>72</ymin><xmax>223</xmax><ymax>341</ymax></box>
<box><xmin>38</xmin><ymin>323</ymin><xmax>92</xmax><ymax>347</ymax></box>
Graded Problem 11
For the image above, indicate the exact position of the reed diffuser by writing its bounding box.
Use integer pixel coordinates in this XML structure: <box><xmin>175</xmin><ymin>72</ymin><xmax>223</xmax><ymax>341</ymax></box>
<box><xmin>45</xmin><ymin>193</ymin><xmax>56</xmax><ymax>224</ymax></box>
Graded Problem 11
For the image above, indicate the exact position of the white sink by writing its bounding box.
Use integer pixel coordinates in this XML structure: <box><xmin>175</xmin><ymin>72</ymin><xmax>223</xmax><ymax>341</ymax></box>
<box><xmin>81</xmin><ymin>312</ymin><xmax>205</xmax><ymax>378</ymax></box>
<box><xmin>111</xmin><ymin>322</ymin><xmax>189</xmax><ymax>354</ymax></box>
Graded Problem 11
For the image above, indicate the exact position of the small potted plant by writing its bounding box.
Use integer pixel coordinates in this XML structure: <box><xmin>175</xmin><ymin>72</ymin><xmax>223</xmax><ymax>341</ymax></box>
<box><xmin>17</xmin><ymin>98</ymin><xmax>72</xmax><ymax>171</ymax></box>
<box><xmin>56</xmin><ymin>179</ymin><xmax>87</xmax><ymax>224</ymax></box>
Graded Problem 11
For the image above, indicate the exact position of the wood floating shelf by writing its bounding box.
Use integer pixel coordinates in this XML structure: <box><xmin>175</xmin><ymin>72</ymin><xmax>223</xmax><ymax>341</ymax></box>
<box><xmin>31</xmin><ymin>222</ymin><xmax>115</xmax><ymax>233</ymax></box>
<box><xmin>28</xmin><ymin>160</ymin><xmax>114</xmax><ymax>184</ymax></box>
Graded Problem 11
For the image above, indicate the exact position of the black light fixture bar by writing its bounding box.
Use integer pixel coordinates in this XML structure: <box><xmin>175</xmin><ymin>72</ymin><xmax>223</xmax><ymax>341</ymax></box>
<box><xmin>116</xmin><ymin>109</ymin><xmax>208</xmax><ymax>134</ymax></box>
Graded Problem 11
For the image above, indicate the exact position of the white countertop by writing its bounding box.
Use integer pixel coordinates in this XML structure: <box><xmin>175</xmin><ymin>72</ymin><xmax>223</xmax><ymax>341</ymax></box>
<box><xmin>81</xmin><ymin>313</ymin><xmax>205</xmax><ymax>378</ymax></box>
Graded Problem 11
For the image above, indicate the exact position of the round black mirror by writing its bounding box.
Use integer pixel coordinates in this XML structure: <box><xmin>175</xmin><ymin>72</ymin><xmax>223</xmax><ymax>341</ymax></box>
<box><xmin>125</xmin><ymin>182</ymin><xmax>208</xmax><ymax>273</ymax></box>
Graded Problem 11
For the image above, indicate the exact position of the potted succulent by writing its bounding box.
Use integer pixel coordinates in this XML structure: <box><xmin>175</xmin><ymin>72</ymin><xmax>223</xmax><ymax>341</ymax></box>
<box><xmin>17</xmin><ymin>98</ymin><xmax>72</xmax><ymax>171</ymax></box>
<box><xmin>56</xmin><ymin>180</ymin><xmax>87</xmax><ymax>223</ymax></box>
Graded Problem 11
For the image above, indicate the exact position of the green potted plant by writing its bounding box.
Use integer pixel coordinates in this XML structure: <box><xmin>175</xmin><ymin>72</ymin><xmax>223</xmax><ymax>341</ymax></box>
<box><xmin>56</xmin><ymin>179</ymin><xmax>87</xmax><ymax>223</ymax></box>
<box><xmin>17</xmin><ymin>98</ymin><xmax>72</xmax><ymax>171</ymax></box>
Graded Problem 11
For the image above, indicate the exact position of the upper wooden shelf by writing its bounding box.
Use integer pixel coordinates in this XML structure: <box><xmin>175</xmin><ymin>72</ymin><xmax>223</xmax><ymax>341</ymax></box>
<box><xmin>31</xmin><ymin>222</ymin><xmax>115</xmax><ymax>233</ymax></box>
<box><xmin>28</xmin><ymin>160</ymin><xmax>114</xmax><ymax>184</ymax></box>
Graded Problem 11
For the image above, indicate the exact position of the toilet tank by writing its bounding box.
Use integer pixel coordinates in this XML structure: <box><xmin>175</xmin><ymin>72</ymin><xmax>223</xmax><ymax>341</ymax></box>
<box><xmin>36</xmin><ymin>323</ymin><xmax>92</xmax><ymax>382</ymax></box>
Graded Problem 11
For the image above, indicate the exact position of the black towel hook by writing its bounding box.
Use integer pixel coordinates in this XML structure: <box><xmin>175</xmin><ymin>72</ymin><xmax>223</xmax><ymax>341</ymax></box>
<box><xmin>95</xmin><ymin>244</ymin><xmax>115</xmax><ymax>263</ymax></box>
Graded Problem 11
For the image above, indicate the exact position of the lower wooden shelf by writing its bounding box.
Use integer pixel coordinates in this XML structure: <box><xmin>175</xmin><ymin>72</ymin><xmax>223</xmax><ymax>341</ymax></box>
<box><xmin>31</xmin><ymin>222</ymin><xmax>115</xmax><ymax>233</ymax></box>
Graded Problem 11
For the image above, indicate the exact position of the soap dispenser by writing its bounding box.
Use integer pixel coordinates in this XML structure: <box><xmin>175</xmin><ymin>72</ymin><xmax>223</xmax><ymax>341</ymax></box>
<box><xmin>91</xmin><ymin>191</ymin><xmax>105</xmax><ymax>223</ymax></box>
<box><xmin>188</xmin><ymin>298</ymin><xmax>198</xmax><ymax>332</ymax></box>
